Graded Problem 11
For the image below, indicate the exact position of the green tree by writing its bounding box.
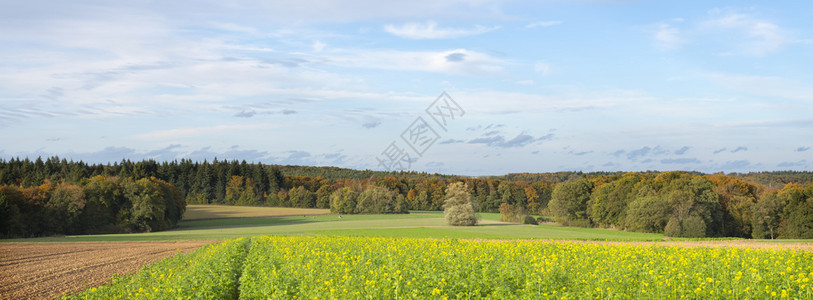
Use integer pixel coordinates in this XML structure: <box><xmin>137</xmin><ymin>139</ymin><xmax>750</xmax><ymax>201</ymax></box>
<box><xmin>751</xmin><ymin>192</ymin><xmax>784</xmax><ymax>239</ymax></box>
<box><xmin>481</xmin><ymin>189</ymin><xmax>500</xmax><ymax>212</ymax></box>
<box><xmin>329</xmin><ymin>187</ymin><xmax>358</xmax><ymax>214</ymax></box>
<box><xmin>47</xmin><ymin>183</ymin><xmax>86</xmax><ymax>234</ymax></box>
<box><xmin>315</xmin><ymin>185</ymin><xmax>336</xmax><ymax>209</ymax></box>
<box><xmin>0</xmin><ymin>186</ymin><xmax>26</xmax><ymax>238</ymax></box>
<box><xmin>625</xmin><ymin>195</ymin><xmax>671</xmax><ymax>233</ymax></box>
<box><xmin>708</xmin><ymin>174</ymin><xmax>758</xmax><ymax>237</ymax></box>
<box><xmin>589</xmin><ymin>174</ymin><xmax>640</xmax><ymax>228</ymax></box>
<box><xmin>123</xmin><ymin>178</ymin><xmax>183</xmax><ymax>232</ymax></box>
<box><xmin>663</xmin><ymin>188</ymin><xmax>721</xmax><ymax>237</ymax></box>
<box><xmin>497</xmin><ymin>182</ymin><xmax>512</xmax><ymax>206</ymax></box>
<box><xmin>394</xmin><ymin>194</ymin><xmax>408</xmax><ymax>213</ymax></box>
<box><xmin>288</xmin><ymin>186</ymin><xmax>315</xmax><ymax>208</ymax></box>
<box><xmin>777</xmin><ymin>183</ymin><xmax>813</xmax><ymax>238</ymax></box>
<box><xmin>548</xmin><ymin>179</ymin><xmax>593</xmax><ymax>227</ymax></box>
<box><xmin>416</xmin><ymin>190</ymin><xmax>430</xmax><ymax>211</ymax></box>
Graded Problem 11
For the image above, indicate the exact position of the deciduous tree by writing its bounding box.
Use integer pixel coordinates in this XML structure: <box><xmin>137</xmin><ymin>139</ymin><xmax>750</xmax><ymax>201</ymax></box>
<box><xmin>443</xmin><ymin>182</ymin><xmax>477</xmax><ymax>226</ymax></box>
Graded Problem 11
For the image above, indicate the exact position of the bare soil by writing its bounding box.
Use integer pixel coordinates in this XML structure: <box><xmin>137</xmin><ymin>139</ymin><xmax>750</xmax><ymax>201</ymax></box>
<box><xmin>0</xmin><ymin>241</ymin><xmax>212</xmax><ymax>300</ymax></box>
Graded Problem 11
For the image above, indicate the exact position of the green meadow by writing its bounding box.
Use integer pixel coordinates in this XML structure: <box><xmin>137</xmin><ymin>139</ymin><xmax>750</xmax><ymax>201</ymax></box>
<box><xmin>5</xmin><ymin>205</ymin><xmax>809</xmax><ymax>243</ymax></box>
<box><xmin>2</xmin><ymin>205</ymin><xmax>682</xmax><ymax>242</ymax></box>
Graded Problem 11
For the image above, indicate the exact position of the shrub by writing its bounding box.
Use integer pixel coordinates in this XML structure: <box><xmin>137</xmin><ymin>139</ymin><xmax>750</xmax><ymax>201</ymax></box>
<box><xmin>536</xmin><ymin>216</ymin><xmax>554</xmax><ymax>223</ymax></box>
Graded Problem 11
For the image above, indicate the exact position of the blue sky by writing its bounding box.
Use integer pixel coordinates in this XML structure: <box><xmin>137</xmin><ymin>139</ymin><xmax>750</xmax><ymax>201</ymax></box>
<box><xmin>1</xmin><ymin>0</ymin><xmax>811</xmax><ymax>175</ymax></box>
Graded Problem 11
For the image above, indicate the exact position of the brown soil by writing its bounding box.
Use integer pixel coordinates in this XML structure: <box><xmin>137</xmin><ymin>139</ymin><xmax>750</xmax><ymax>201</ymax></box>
<box><xmin>0</xmin><ymin>241</ymin><xmax>212</xmax><ymax>300</ymax></box>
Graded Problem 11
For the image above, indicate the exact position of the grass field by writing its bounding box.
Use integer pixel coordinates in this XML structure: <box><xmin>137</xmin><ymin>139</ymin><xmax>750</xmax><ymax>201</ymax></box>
<box><xmin>3</xmin><ymin>205</ymin><xmax>811</xmax><ymax>245</ymax></box>
<box><xmin>4</xmin><ymin>206</ymin><xmax>669</xmax><ymax>242</ymax></box>
<box><xmin>181</xmin><ymin>204</ymin><xmax>330</xmax><ymax>221</ymax></box>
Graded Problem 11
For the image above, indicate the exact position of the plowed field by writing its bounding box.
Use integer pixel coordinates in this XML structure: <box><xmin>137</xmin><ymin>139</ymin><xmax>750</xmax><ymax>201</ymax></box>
<box><xmin>0</xmin><ymin>241</ymin><xmax>211</xmax><ymax>300</ymax></box>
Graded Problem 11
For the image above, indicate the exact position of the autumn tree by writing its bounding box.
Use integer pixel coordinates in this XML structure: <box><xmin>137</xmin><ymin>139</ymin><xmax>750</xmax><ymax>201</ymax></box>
<box><xmin>443</xmin><ymin>182</ymin><xmax>477</xmax><ymax>226</ymax></box>
<box><xmin>315</xmin><ymin>184</ymin><xmax>336</xmax><ymax>209</ymax></box>
<box><xmin>356</xmin><ymin>185</ymin><xmax>405</xmax><ymax>214</ymax></box>
<box><xmin>499</xmin><ymin>203</ymin><xmax>527</xmax><ymax>223</ymax></box>
<box><xmin>524</xmin><ymin>186</ymin><xmax>540</xmax><ymax>215</ymax></box>
<box><xmin>329</xmin><ymin>187</ymin><xmax>358</xmax><ymax>214</ymax></box>
<box><xmin>708</xmin><ymin>174</ymin><xmax>758</xmax><ymax>237</ymax></box>
<box><xmin>288</xmin><ymin>186</ymin><xmax>315</xmax><ymax>208</ymax></box>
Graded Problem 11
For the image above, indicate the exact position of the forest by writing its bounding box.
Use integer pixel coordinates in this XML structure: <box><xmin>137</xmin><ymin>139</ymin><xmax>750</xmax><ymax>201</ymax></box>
<box><xmin>0</xmin><ymin>156</ymin><xmax>811</xmax><ymax>238</ymax></box>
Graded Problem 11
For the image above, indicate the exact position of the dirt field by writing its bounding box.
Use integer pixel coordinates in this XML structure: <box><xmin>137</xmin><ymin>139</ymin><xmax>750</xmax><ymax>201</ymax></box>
<box><xmin>182</xmin><ymin>204</ymin><xmax>330</xmax><ymax>221</ymax></box>
<box><xmin>0</xmin><ymin>241</ymin><xmax>212</xmax><ymax>300</ymax></box>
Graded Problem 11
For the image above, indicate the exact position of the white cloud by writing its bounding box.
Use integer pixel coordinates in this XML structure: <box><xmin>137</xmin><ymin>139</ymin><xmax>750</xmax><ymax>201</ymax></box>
<box><xmin>525</xmin><ymin>20</ymin><xmax>563</xmax><ymax>29</ymax></box>
<box><xmin>384</xmin><ymin>21</ymin><xmax>499</xmax><ymax>39</ymax></box>
<box><xmin>326</xmin><ymin>48</ymin><xmax>505</xmax><ymax>75</ymax></box>
<box><xmin>134</xmin><ymin>124</ymin><xmax>274</xmax><ymax>141</ymax></box>
<box><xmin>313</xmin><ymin>40</ymin><xmax>327</xmax><ymax>52</ymax></box>
<box><xmin>651</xmin><ymin>23</ymin><xmax>685</xmax><ymax>50</ymax></box>
<box><xmin>534</xmin><ymin>61</ymin><xmax>551</xmax><ymax>76</ymax></box>
<box><xmin>456</xmin><ymin>88</ymin><xmax>654</xmax><ymax>115</ymax></box>
<box><xmin>703</xmin><ymin>11</ymin><xmax>788</xmax><ymax>55</ymax></box>
<box><xmin>703</xmin><ymin>72</ymin><xmax>813</xmax><ymax>101</ymax></box>
<box><xmin>208</xmin><ymin>22</ymin><xmax>261</xmax><ymax>35</ymax></box>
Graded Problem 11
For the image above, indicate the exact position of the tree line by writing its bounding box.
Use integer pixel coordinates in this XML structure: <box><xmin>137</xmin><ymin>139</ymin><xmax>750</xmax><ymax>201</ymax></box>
<box><xmin>1</xmin><ymin>157</ymin><xmax>811</xmax><ymax>238</ymax></box>
<box><xmin>548</xmin><ymin>172</ymin><xmax>813</xmax><ymax>239</ymax></box>
<box><xmin>1</xmin><ymin>176</ymin><xmax>184</xmax><ymax>238</ymax></box>
<box><xmin>0</xmin><ymin>157</ymin><xmax>554</xmax><ymax>214</ymax></box>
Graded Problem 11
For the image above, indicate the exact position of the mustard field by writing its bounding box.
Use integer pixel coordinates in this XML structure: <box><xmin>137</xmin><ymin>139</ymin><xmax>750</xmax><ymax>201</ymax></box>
<box><xmin>67</xmin><ymin>236</ymin><xmax>813</xmax><ymax>299</ymax></box>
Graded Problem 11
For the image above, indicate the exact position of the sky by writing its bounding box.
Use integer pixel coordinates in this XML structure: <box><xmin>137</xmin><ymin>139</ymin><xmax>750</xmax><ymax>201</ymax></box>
<box><xmin>1</xmin><ymin>0</ymin><xmax>812</xmax><ymax>176</ymax></box>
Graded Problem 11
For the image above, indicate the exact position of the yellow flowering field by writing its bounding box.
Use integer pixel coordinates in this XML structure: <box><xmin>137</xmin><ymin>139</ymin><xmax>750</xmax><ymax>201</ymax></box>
<box><xmin>241</xmin><ymin>236</ymin><xmax>812</xmax><ymax>299</ymax></box>
<box><xmin>67</xmin><ymin>236</ymin><xmax>813</xmax><ymax>299</ymax></box>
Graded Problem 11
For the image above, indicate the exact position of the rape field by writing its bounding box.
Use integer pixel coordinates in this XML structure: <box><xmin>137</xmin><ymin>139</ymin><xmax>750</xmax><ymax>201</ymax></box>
<box><xmin>67</xmin><ymin>236</ymin><xmax>813</xmax><ymax>299</ymax></box>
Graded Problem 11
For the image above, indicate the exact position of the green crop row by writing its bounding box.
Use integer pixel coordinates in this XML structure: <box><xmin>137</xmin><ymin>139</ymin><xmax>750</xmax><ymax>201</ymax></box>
<box><xmin>67</xmin><ymin>236</ymin><xmax>813</xmax><ymax>299</ymax></box>
<box><xmin>64</xmin><ymin>238</ymin><xmax>248</xmax><ymax>299</ymax></box>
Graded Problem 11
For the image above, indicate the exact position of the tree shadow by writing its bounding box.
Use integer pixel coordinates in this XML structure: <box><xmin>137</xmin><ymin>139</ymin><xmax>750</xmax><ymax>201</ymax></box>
<box><xmin>173</xmin><ymin>215</ymin><xmax>333</xmax><ymax>232</ymax></box>
<box><xmin>475</xmin><ymin>222</ymin><xmax>519</xmax><ymax>227</ymax></box>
